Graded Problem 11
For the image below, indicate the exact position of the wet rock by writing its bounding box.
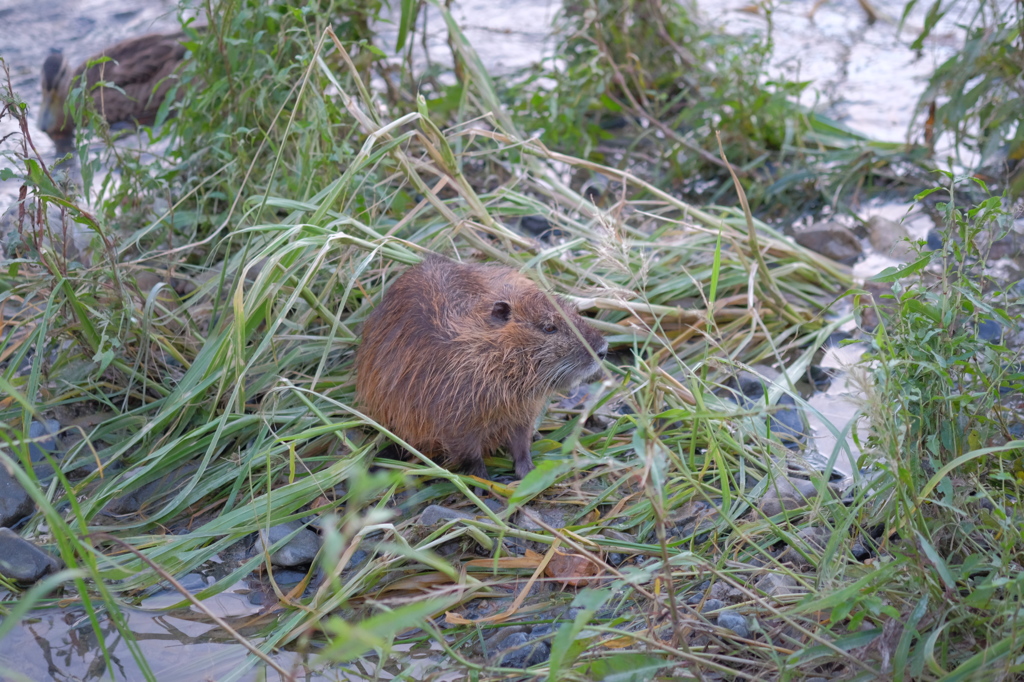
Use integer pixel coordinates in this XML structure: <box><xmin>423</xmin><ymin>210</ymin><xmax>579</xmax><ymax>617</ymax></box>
<box><xmin>770</xmin><ymin>394</ymin><xmax>806</xmax><ymax>448</ymax></box>
<box><xmin>420</xmin><ymin>505</ymin><xmax>476</xmax><ymax>526</ymax></box>
<box><xmin>27</xmin><ymin>420</ymin><xmax>61</xmax><ymax>461</ymax></box>
<box><xmin>755</xmin><ymin>572</ymin><xmax>805</xmax><ymax>598</ymax></box>
<box><xmin>733</xmin><ymin>365</ymin><xmax>780</xmax><ymax>400</ymax></box>
<box><xmin>0</xmin><ymin>528</ymin><xmax>59</xmax><ymax>583</ymax></box>
<box><xmin>865</xmin><ymin>215</ymin><xmax>914</xmax><ymax>260</ymax></box>
<box><xmin>926</xmin><ymin>229</ymin><xmax>944</xmax><ymax>251</ymax></box>
<box><xmin>717</xmin><ymin>610</ymin><xmax>750</xmax><ymax>639</ymax></box>
<box><xmin>794</xmin><ymin>222</ymin><xmax>863</xmax><ymax>264</ymax></box>
<box><xmin>102</xmin><ymin>462</ymin><xmax>200</xmax><ymax>516</ymax></box>
<box><xmin>519</xmin><ymin>215</ymin><xmax>564</xmax><ymax>242</ymax></box>
<box><xmin>345</xmin><ymin>547</ymin><xmax>369</xmax><ymax>571</ymax></box>
<box><xmin>496</xmin><ymin>632</ymin><xmax>551</xmax><ymax>668</ymax></box>
<box><xmin>0</xmin><ymin>464</ymin><xmax>33</xmax><ymax>527</ymax></box>
<box><xmin>806</xmin><ymin>365</ymin><xmax>832</xmax><ymax>391</ymax></box>
<box><xmin>270</xmin><ymin>569</ymin><xmax>308</xmax><ymax>586</ymax></box>
<box><xmin>977</xmin><ymin>319</ymin><xmax>1002</xmax><ymax>344</ymax></box>
<box><xmin>177</xmin><ymin>573</ymin><xmax>208</xmax><ymax>592</ymax></box>
<box><xmin>256</xmin><ymin>521</ymin><xmax>322</xmax><ymax>568</ymax></box>
<box><xmin>529</xmin><ymin>623</ymin><xmax>556</xmax><ymax>639</ymax></box>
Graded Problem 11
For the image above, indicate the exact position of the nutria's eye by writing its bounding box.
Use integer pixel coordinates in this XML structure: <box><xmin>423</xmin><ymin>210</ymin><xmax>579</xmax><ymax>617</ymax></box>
<box><xmin>541</xmin><ymin>322</ymin><xmax>557</xmax><ymax>334</ymax></box>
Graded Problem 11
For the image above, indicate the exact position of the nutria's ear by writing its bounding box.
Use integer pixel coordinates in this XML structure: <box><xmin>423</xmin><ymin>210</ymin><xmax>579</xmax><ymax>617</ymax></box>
<box><xmin>490</xmin><ymin>301</ymin><xmax>512</xmax><ymax>323</ymax></box>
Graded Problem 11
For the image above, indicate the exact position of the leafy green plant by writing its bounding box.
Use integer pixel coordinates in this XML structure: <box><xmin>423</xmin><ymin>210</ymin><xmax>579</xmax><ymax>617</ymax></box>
<box><xmin>857</xmin><ymin>172</ymin><xmax>1024</xmax><ymax>679</ymax></box>
<box><xmin>908</xmin><ymin>0</ymin><xmax>1024</xmax><ymax>194</ymax></box>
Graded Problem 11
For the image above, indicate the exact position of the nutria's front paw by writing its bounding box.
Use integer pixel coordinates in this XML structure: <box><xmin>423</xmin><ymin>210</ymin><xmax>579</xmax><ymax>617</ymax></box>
<box><xmin>514</xmin><ymin>459</ymin><xmax>535</xmax><ymax>479</ymax></box>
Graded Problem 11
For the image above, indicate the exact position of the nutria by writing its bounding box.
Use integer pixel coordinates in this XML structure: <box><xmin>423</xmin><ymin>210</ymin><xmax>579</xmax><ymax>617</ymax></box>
<box><xmin>355</xmin><ymin>254</ymin><xmax>607</xmax><ymax>480</ymax></box>
<box><xmin>40</xmin><ymin>33</ymin><xmax>188</xmax><ymax>150</ymax></box>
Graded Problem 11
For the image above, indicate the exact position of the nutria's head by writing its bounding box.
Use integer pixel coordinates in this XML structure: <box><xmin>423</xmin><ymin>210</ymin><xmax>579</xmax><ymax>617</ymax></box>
<box><xmin>40</xmin><ymin>50</ymin><xmax>72</xmax><ymax>139</ymax></box>
<box><xmin>477</xmin><ymin>282</ymin><xmax>607</xmax><ymax>395</ymax></box>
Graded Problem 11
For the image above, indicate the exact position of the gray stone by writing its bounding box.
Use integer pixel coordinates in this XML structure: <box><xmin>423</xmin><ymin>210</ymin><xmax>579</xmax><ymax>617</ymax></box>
<box><xmin>516</xmin><ymin>505</ymin><xmax>571</xmax><ymax>531</ymax></box>
<box><xmin>256</xmin><ymin>521</ymin><xmax>323</xmax><ymax>568</ymax></box>
<box><xmin>759</xmin><ymin>495</ymin><xmax>799</xmax><ymax>516</ymax></box>
<box><xmin>851</xmin><ymin>536</ymin><xmax>872</xmax><ymax>561</ymax></box>
<box><xmin>658</xmin><ymin>499</ymin><xmax>720</xmax><ymax>543</ymax></box>
<box><xmin>420</xmin><ymin>504</ymin><xmax>475</xmax><ymax>526</ymax></box>
<box><xmin>865</xmin><ymin>215</ymin><xmax>914</xmax><ymax>260</ymax></box>
<box><xmin>794</xmin><ymin>222</ymin><xmax>863</xmax><ymax>264</ymax></box>
<box><xmin>707</xmin><ymin>580</ymin><xmax>744</xmax><ymax>603</ymax></box>
<box><xmin>270</xmin><ymin>569</ymin><xmax>308</xmax><ymax>586</ymax></box>
<box><xmin>345</xmin><ymin>548</ymin><xmax>368</xmax><ymax>571</ymax></box>
<box><xmin>102</xmin><ymin>462</ymin><xmax>199</xmax><ymax>516</ymax></box>
<box><xmin>717</xmin><ymin>609</ymin><xmax>750</xmax><ymax>638</ymax></box>
<box><xmin>0</xmin><ymin>465</ymin><xmax>33</xmax><ymax>527</ymax></box>
<box><xmin>28</xmin><ymin>420</ymin><xmax>62</xmax><ymax>461</ymax></box>
<box><xmin>735</xmin><ymin>365</ymin><xmax>780</xmax><ymax>399</ymax></box>
<box><xmin>0</xmin><ymin>528</ymin><xmax>59</xmax><ymax>583</ymax></box>
<box><xmin>778</xmin><ymin>525</ymin><xmax>832</xmax><ymax>567</ymax></box>
<box><xmin>770</xmin><ymin>394</ymin><xmax>806</xmax><ymax>448</ymax></box>
<box><xmin>758</xmin><ymin>475</ymin><xmax>819</xmax><ymax>516</ymax></box>
<box><xmin>699</xmin><ymin>598</ymin><xmax>725</xmax><ymax>613</ymax></box>
<box><xmin>529</xmin><ymin>623</ymin><xmax>556</xmax><ymax>638</ymax></box>
<box><xmin>797</xmin><ymin>525</ymin><xmax>831</xmax><ymax>552</ymax></box>
<box><xmin>496</xmin><ymin>632</ymin><xmax>551</xmax><ymax>668</ymax></box>
<box><xmin>177</xmin><ymin>573</ymin><xmax>208</xmax><ymax>592</ymax></box>
<box><xmin>755</xmin><ymin>572</ymin><xmax>805</xmax><ymax>598</ymax></box>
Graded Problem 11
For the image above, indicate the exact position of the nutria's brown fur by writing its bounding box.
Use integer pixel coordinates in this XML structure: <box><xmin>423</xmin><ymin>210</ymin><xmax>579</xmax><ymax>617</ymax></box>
<box><xmin>355</xmin><ymin>254</ymin><xmax>607</xmax><ymax>479</ymax></box>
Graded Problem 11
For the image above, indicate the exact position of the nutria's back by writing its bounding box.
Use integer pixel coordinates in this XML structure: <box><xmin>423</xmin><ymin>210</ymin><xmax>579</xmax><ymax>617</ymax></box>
<box><xmin>355</xmin><ymin>254</ymin><xmax>607</xmax><ymax>479</ymax></box>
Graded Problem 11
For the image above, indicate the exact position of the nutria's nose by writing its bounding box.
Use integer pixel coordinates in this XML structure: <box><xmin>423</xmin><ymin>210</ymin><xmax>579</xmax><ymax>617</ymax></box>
<box><xmin>596</xmin><ymin>342</ymin><xmax>608</xmax><ymax>361</ymax></box>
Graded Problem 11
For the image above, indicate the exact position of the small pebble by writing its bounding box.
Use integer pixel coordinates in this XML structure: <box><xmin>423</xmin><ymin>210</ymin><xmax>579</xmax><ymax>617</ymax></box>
<box><xmin>27</xmin><ymin>419</ymin><xmax>61</xmax><ymax>461</ymax></box>
<box><xmin>717</xmin><ymin>609</ymin><xmax>750</xmax><ymax>638</ymax></box>
<box><xmin>496</xmin><ymin>632</ymin><xmax>551</xmax><ymax>668</ymax></box>
<box><xmin>256</xmin><ymin>521</ymin><xmax>322</xmax><ymax>568</ymax></box>
<box><xmin>700</xmin><ymin>598</ymin><xmax>724</xmax><ymax>613</ymax></box>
